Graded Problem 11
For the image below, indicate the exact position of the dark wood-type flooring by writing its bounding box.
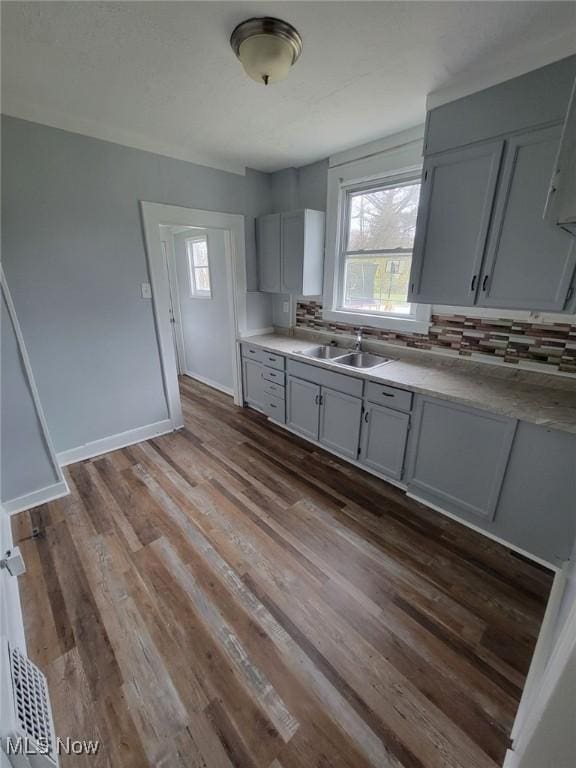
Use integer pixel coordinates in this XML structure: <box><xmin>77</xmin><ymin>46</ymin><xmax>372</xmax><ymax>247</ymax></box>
<box><xmin>12</xmin><ymin>377</ymin><xmax>553</xmax><ymax>767</ymax></box>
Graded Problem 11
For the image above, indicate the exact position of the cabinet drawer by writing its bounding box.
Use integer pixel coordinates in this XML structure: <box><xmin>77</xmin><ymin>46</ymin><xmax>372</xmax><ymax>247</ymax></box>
<box><xmin>365</xmin><ymin>381</ymin><xmax>413</xmax><ymax>412</ymax></box>
<box><xmin>262</xmin><ymin>394</ymin><xmax>286</xmax><ymax>423</ymax></box>
<box><xmin>242</xmin><ymin>344</ymin><xmax>266</xmax><ymax>364</ymax></box>
<box><xmin>263</xmin><ymin>380</ymin><xmax>285</xmax><ymax>399</ymax></box>
<box><xmin>260</xmin><ymin>352</ymin><xmax>285</xmax><ymax>371</ymax></box>
<box><xmin>287</xmin><ymin>359</ymin><xmax>363</xmax><ymax>398</ymax></box>
<box><xmin>262</xmin><ymin>367</ymin><xmax>285</xmax><ymax>385</ymax></box>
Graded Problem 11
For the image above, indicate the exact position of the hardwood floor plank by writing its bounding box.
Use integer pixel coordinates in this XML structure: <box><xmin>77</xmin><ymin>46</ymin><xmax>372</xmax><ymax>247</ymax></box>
<box><xmin>12</xmin><ymin>377</ymin><xmax>552</xmax><ymax>768</ymax></box>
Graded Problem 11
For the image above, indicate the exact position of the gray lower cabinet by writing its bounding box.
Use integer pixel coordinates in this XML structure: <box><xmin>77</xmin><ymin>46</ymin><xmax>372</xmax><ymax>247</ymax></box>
<box><xmin>242</xmin><ymin>357</ymin><xmax>265</xmax><ymax>409</ymax></box>
<box><xmin>493</xmin><ymin>421</ymin><xmax>576</xmax><ymax>563</ymax></box>
<box><xmin>286</xmin><ymin>376</ymin><xmax>320</xmax><ymax>440</ymax></box>
<box><xmin>405</xmin><ymin>396</ymin><xmax>517</xmax><ymax>522</ymax></box>
<box><xmin>359</xmin><ymin>403</ymin><xmax>410</xmax><ymax>480</ymax></box>
<box><xmin>318</xmin><ymin>388</ymin><xmax>363</xmax><ymax>459</ymax></box>
<box><xmin>478</xmin><ymin>125</ymin><xmax>576</xmax><ymax>310</ymax></box>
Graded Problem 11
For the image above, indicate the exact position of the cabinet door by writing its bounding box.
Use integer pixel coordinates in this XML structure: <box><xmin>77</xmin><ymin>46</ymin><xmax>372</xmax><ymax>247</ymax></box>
<box><xmin>479</xmin><ymin>125</ymin><xmax>576</xmax><ymax>310</ymax></box>
<box><xmin>409</xmin><ymin>141</ymin><xmax>503</xmax><ymax>305</ymax></box>
<box><xmin>257</xmin><ymin>213</ymin><xmax>282</xmax><ymax>292</ymax></box>
<box><xmin>281</xmin><ymin>211</ymin><xmax>305</xmax><ymax>294</ymax></box>
<box><xmin>286</xmin><ymin>376</ymin><xmax>320</xmax><ymax>440</ymax></box>
<box><xmin>359</xmin><ymin>403</ymin><xmax>410</xmax><ymax>480</ymax></box>
<box><xmin>242</xmin><ymin>358</ymin><xmax>264</xmax><ymax>409</ymax></box>
<box><xmin>544</xmin><ymin>77</ymin><xmax>576</xmax><ymax>236</ymax></box>
<box><xmin>405</xmin><ymin>397</ymin><xmax>516</xmax><ymax>522</ymax></box>
<box><xmin>319</xmin><ymin>388</ymin><xmax>362</xmax><ymax>459</ymax></box>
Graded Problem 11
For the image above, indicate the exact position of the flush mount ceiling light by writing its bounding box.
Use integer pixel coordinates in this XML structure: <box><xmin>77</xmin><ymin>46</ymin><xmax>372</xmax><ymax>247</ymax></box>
<box><xmin>230</xmin><ymin>17</ymin><xmax>303</xmax><ymax>85</ymax></box>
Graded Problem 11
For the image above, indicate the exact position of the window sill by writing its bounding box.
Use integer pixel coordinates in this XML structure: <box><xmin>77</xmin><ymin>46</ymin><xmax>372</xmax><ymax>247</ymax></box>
<box><xmin>322</xmin><ymin>307</ymin><xmax>431</xmax><ymax>335</ymax></box>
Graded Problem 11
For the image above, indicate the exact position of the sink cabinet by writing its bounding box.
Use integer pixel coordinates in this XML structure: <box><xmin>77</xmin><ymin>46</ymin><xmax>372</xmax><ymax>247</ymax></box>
<box><xmin>286</xmin><ymin>377</ymin><xmax>321</xmax><ymax>440</ymax></box>
<box><xmin>319</xmin><ymin>388</ymin><xmax>363</xmax><ymax>459</ymax></box>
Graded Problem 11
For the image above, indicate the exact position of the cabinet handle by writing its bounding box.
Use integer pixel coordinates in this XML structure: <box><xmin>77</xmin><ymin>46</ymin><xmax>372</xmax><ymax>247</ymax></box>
<box><xmin>315</xmin><ymin>394</ymin><xmax>319</xmax><ymax>405</ymax></box>
<box><xmin>470</xmin><ymin>274</ymin><xmax>477</xmax><ymax>292</ymax></box>
<box><xmin>364</xmin><ymin>411</ymin><xmax>369</xmax><ymax>423</ymax></box>
<box><xmin>482</xmin><ymin>275</ymin><xmax>489</xmax><ymax>292</ymax></box>
<box><xmin>380</xmin><ymin>391</ymin><xmax>394</xmax><ymax>398</ymax></box>
<box><xmin>268</xmin><ymin>356</ymin><xmax>276</xmax><ymax>362</ymax></box>
<box><xmin>249</xmin><ymin>349</ymin><xmax>256</xmax><ymax>354</ymax></box>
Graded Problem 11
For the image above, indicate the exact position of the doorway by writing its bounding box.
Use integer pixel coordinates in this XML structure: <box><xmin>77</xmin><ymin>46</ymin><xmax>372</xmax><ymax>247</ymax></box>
<box><xmin>140</xmin><ymin>203</ymin><xmax>248</xmax><ymax>430</ymax></box>
<box><xmin>159</xmin><ymin>224</ymin><xmax>234</xmax><ymax>395</ymax></box>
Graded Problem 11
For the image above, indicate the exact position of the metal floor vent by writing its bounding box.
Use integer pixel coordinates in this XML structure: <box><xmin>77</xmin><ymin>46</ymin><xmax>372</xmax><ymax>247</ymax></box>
<box><xmin>1</xmin><ymin>637</ymin><xmax>58</xmax><ymax>768</ymax></box>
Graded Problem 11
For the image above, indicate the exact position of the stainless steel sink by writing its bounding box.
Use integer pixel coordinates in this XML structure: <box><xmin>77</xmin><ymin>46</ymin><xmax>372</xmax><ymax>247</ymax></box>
<box><xmin>333</xmin><ymin>352</ymin><xmax>392</xmax><ymax>369</ymax></box>
<box><xmin>300</xmin><ymin>345</ymin><xmax>347</xmax><ymax>360</ymax></box>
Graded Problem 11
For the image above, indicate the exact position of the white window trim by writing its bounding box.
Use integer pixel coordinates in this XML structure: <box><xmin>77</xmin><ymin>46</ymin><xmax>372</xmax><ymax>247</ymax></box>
<box><xmin>186</xmin><ymin>235</ymin><xmax>212</xmax><ymax>298</ymax></box>
<box><xmin>323</xmin><ymin>127</ymin><xmax>431</xmax><ymax>334</ymax></box>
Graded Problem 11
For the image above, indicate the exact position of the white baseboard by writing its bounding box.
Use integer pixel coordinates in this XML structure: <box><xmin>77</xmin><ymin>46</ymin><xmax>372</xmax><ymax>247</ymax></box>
<box><xmin>57</xmin><ymin>419</ymin><xmax>174</xmax><ymax>466</ymax></box>
<box><xmin>3</xmin><ymin>479</ymin><xmax>70</xmax><ymax>516</ymax></box>
<box><xmin>182</xmin><ymin>371</ymin><xmax>234</xmax><ymax>396</ymax></box>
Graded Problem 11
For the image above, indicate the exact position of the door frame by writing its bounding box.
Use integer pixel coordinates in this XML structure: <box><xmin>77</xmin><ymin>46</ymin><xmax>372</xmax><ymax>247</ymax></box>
<box><xmin>140</xmin><ymin>202</ymin><xmax>248</xmax><ymax>427</ymax></box>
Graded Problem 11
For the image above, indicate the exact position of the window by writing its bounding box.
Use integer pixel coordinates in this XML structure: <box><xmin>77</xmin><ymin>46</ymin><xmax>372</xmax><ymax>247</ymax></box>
<box><xmin>340</xmin><ymin>177</ymin><xmax>420</xmax><ymax>316</ymax></box>
<box><xmin>186</xmin><ymin>236</ymin><xmax>212</xmax><ymax>298</ymax></box>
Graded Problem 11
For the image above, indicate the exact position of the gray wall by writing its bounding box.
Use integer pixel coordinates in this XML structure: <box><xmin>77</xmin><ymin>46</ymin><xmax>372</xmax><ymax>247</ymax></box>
<box><xmin>1</xmin><ymin>115</ymin><xmax>273</xmax><ymax>453</ymax></box>
<box><xmin>268</xmin><ymin>159</ymin><xmax>329</xmax><ymax>327</ymax></box>
<box><xmin>1</xmin><ymin>288</ymin><xmax>61</xmax><ymax>502</ymax></box>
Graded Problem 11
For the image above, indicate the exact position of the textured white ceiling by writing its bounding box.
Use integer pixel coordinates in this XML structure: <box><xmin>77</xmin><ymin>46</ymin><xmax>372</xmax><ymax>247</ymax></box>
<box><xmin>2</xmin><ymin>1</ymin><xmax>575</xmax><ymax>174</ymax></box>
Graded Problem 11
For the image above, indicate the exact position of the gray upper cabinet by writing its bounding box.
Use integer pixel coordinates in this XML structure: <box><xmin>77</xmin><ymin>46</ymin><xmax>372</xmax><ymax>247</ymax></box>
<box><xmin>318</xmin><ymin>387</ymin><xmax>362</xmax><ymax>459</ymax></box>
<box><xmin>409</xmin><ymin>141</ymin><xmax>503</xmax><ymax>305</ymax></box>
<box><xmin>256</xmin><ymin>213</ymin><xmax>282</xmax><ymax>292</ymax></box>
<box><xmin>405</xmin><ymin>396</ymin><xmax>517</xmax><ymax>522</ymax></box>
<box><xmin>545</xmin><ymin>76</ymin><xmax>576</xmax><ymax>237</ymax></box>
<box><xmin>479</xmin><ymin>125</ymin><xmax>576</xmax><ymax>310</ymax></box>
<box><xmin>286</xmin><ymin>376</ymin><xmax>320</xmax><ymax>440</ymax></box>
<box><xmin>257</xmin><ymin>209</ymin><xmax>325</xmax><ymax>295</ymax></box>
<box><xmin>359</xmin><ymin>403</ymin><xmax>410</xmax><ymax>480</ymax></box>
<box><xmin>411</xmin><ymin>55</ymin><xmax>576</xmax><ymax>312</ymax></box>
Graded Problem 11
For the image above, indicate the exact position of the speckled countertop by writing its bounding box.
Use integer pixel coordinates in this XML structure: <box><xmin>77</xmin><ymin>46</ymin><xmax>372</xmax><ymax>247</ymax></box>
<box><xmin>240</xmin><ymin>332</ymin><xmax>576</xmax><ymax>436</ymax></box>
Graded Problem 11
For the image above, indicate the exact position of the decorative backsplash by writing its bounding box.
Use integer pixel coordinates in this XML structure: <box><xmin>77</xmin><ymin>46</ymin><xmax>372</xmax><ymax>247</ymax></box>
<box><xmin>295</xmin><ymin>301</ymin><xmax>576</xmax><ymax>374</ymax></box>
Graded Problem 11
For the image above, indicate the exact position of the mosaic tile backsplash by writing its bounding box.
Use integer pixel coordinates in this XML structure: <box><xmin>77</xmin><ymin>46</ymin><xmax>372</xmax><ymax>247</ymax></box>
<box><xmin>295</xmin><ymin>301</ymin><xmax>576</xmax><ymax>374</ymax></box>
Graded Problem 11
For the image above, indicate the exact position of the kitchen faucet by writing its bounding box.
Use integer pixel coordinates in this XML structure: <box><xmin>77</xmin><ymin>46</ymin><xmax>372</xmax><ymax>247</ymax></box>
<box><xmin>353</xmin><ymin>327</ymin><xmax>364</xmax><ymax>352</ymax></box>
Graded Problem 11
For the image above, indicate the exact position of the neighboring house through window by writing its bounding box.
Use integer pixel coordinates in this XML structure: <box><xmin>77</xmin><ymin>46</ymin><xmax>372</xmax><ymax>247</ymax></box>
<box><xmin>186</xmin><ymin>236</ymin><xmax>212</xmax><ymax>298</ymax></box>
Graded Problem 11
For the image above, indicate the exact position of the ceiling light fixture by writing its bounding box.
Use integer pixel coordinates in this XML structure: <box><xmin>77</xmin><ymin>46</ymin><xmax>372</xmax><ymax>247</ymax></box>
<box><xmin>230</xmin><ymin>17</ymin><xmax>303</xmax><ymax>86</ymax></box>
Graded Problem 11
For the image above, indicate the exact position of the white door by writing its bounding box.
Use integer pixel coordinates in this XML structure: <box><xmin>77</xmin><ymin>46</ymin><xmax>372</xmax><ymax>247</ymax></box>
<box><xmin>173</xmin><ymin>228</ymin><xmax>234</xmax><ymax>394</ymax></box>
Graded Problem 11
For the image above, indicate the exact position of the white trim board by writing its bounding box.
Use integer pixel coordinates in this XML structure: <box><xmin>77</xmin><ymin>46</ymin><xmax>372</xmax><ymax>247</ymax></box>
<box><xmin>57</xmin><ymin>419</ymin><xmax>173</xmax><ymax>466</ymax></box>
<box><xmin>3</xmin><ymin>481</ymin><xmax>69</xmax><ymax>517</ymax></box>
<box><xmin>140</xmin><ymin>202</ymin><xmax>248</xmax><ymax>419</ymax></box>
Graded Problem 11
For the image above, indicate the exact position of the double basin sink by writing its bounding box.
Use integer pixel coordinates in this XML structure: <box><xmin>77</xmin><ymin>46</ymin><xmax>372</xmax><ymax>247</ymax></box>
<box><xmin>298</xmin><ymin>345</ymin><xmax>393</xmax><ymax>370</ymax></box>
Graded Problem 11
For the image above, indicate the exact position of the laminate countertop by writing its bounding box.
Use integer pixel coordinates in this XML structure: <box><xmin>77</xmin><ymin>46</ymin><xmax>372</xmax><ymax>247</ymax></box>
<box><xmin>239</xmin><ymin>333</ymin><xmax>576</xmax><ymax>436</ymax></box>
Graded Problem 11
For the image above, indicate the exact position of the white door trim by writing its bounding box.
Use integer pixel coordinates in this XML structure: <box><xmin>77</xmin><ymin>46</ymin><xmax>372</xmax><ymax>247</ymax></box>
<box><xmin>140</xmin><ymin>202</ymin><xmax>247</xmax><ymax>424</ymax></box>
<box><xmin>1</xmin><ymin>268</ymin><xmax>68</xmax><ymax>506</ymax></box>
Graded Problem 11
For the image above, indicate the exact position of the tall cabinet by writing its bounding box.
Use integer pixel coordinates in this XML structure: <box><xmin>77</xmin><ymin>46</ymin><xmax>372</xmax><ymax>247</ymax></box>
<box><xmin>409</xmin><ymin>55</ymin><xmax>576</xmax><ymax>312</ymax></box>
<box><xmin>256</xmin><ymin>209</ymin><xmax>325</xmax><ymax>295</ymax></box>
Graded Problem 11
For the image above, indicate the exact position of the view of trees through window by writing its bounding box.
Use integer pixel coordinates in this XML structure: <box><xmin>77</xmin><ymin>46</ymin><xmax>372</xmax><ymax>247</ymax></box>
<box><xmin>342</xmin><ymin>180</ymin><xmax>420</xmax><ymax>314</ymax></box>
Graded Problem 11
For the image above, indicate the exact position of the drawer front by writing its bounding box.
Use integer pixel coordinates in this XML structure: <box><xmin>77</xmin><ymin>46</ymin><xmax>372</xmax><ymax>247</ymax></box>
<box><xmin>262</xmin><ymin>367</ymin><xmax>285</xmax><ymax>385</ymax></box>
<box><xmin>365</xmin><ymin>381</ymin><xmax>413</xmax><ymax>412</ymax></box>
<box><xmin>260</xmin><ymin>352</ymin><xmax>285</xmax><ymax>371</ymax></box>
<box><xmin>263</xmin><ymin>380</ymin><xmax>285</xmax><ymax>399</ymax></box>
<box><xmin>287</xmin><ymin>359</ymin><xmax>363</xmax><ymax>398</ymax></box>
<box><xmin>262</xmin><ymin>394</ymin><xmax>286</xmax><ymax>423</ymax></box>
<box><xmin>242</xmin><ymin>344</ymin><xmax>266</xmax><ymax>364</ymax></box>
